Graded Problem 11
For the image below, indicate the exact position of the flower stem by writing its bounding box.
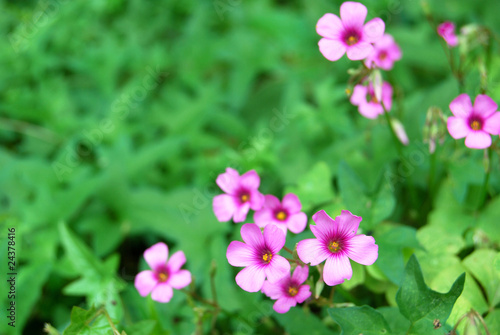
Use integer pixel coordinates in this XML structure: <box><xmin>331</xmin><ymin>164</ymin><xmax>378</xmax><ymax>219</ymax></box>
<box><xmin>477</xmin><ymin>147</ymin><xmax>492</xmax><ymax>210</ymax></box>
<box><xmin>283</xmin><ymin>246</ymin><xmax>294</xmax><ymax>255</ymax></box>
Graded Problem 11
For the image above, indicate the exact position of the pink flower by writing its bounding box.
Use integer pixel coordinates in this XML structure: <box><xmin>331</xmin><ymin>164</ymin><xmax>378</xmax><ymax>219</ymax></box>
<box><xmin>213</xmin><ymin>168</ymin><xmax>265</xmax><ymax>222</ymax></box>
<box><xmin>350</xmin><ymin>81</ymin><xmax>393</xmax><ymax>119</ymax></box>
<box><xmin>262</xmin><ymin>265</ymin><xmax>312</xmax><ymax>313</ymax></box>
<box><xmin>227</xmin><ymin>224</ymin><xmax>290</xmax><ymax>292</ymax></box>
<box><xmin>447</xmin><ymin>94</ymin><xmax>500</xmax><ymax>149</ymax></box>
<box><xmin>254</xmin><ymin>194</ymin><xmax>307</xmax><ymax>235</ymax></box>
<box><xmin>437</xmin><ymin>21</ymin><xmax>458</xmax><ymax>47</ymax></box>
<box><xmin>134</xmin><ymin>242</ymin><xmax>192</xmax><ymax>303</ymax></box>
<box><xmin>365</xmin><ymin>34</ymin><xmax>402</xmax><ymax>70</ymax></box>
<box><xmin>297</xmin><ymin>210</ymin><xmax>378</xmax><ymax>286</ymax></box>
<box><xmin>316</xmin><ymin>1</ymin><xmax>385</xmax><ymax>61</ymax></box>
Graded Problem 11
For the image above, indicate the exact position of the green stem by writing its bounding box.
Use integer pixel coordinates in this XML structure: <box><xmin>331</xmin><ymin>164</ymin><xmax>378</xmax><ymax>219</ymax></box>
<box><xmin>478</xmin><ymin>147</ymin><xmax>492</xmax><ymax>209</ymax></box>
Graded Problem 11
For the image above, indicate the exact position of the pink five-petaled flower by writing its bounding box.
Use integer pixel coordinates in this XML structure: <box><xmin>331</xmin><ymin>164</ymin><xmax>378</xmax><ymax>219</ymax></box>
<box><xmin>316</xmin><ymin>1</ymin><xmax>385</xmax><ymax>61</ymax></box>
<box><xmin>254</xmin><ymin>194</ymin><xmax>307</xmax><ymax>235</ymax></box>
<box><xmin>213</xmin><ymin>168</ymin><xmax>265</xmax><ymax>223</ymax></box>
<box><xmin>447</xmin><ymin>93</ymin><xmax>500</xmax><ymax>149</ymax></box>
<box><xmin>134</xmin><ymin>242</ymin><xmax>192</xmax><ymax>303</ymax></box>
<box><xmin>365</xmin><ymin>34</ymin><xmax>402</xmax><ymax>70</ymax></box>
<box><xmin>350</xmin><ymin>81</ymin><xmax>393</xmax><ymax>119</ymax></box>
<box><xmin>297</xmin><ymin>210</ymin><xmax>378</xmax><ymax>286</ymax></box>
<box><xmin>437</xmin><ymin>21</ymin><xmax>459</xmax><ymax>47</ymax></box>
<box><xmin>262</xmin><ymin>265</ymin><xmax>312</xmax><ymax>314</ymax></box>
<box><xmin>227</xmin><ymin>223</ymin><xmax>290</xmax><ymax>292</ymax></box>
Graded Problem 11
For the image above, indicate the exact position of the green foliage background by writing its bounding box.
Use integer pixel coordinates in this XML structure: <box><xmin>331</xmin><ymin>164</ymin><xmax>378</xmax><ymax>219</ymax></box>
<box><xmin>0</xmin><ymin>0</ymin><xmax>499</xmax><ymax>334</ymax></box>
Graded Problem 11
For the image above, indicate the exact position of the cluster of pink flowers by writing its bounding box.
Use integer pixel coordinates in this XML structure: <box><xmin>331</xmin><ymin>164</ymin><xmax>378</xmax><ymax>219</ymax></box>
<box><xmin>216</xmin><ymin>168</ymin><xmax>378</xmax><ymax>313</ymax></box>
<box><xmin>316</xmin><ymin>1</ymin><xmax>407</xmax><ymax>143</ymax></box>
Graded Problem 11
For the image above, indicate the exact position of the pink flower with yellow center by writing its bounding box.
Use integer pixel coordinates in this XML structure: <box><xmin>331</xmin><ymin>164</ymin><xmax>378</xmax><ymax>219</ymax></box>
<box><xmin>226</xmin><ymin>223</ymin><xmax>290</xmax><ymax>292</ymax></box>
<box><xmin>437</xmin><ymin>21</ymin><xmax>459</xmax><ymax>47</ymax></box>
<box><xmin>134</xmin><ymin>242</ymin><xmax>192</xmax><ymax>303</ymax></box>
<box><xmin>262</xmin><ymin>265</ymin><xmax>312</xmax><ymax>314</ymax></box>
<box><xmin>213</xmin><ymin>168</ymin><xmax>265</xmax><ymax>223</ymax></box>
<box><xmin>350</xmin><ymin>81</ymin><xmax>393</xmax><ymax>119</ymax></box>
<box><xmin>447</xmin><ymin>93</ymin><xmax>500</xmax><ymax>149</ymax></box>
<box><xmin>364</xmin><ymin>34</ymin><xmax>402</xmax><ymax>70</ymax></box>
<box><xmin>253</xmin><ymin>194</ymin><xmax>307</xmax><ymax>235</ymax></box>
<box><xmin>316</xmin><ymin>1</ymin><xmax>385</xmax><ymax>61</ymax></box>
<box><xmin>297</xmin><ymin>210</ymin><xmax>378</xmax><ymax>286</ymax></box>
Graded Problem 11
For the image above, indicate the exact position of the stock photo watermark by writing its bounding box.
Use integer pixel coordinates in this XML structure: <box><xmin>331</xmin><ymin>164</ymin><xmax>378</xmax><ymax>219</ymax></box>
<box><xmin>51</xmin><ymin>66</ymin><xmax>166</xmax><ymax>181</ymax></box>
<box><xmin>177</xmin><ymin>106</ymin><xmax>297</xmax><ymax>224</ymax></box>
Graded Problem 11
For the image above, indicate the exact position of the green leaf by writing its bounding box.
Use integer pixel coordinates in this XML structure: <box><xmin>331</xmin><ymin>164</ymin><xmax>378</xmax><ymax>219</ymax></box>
<box><xmin>377</xmin><ymin>307</ymin><xmax>411</xmax><ymax>335</ymax></box>
<box><xmin>275</xmin><ymin>306</ymin><xmax>335</xmax><ymax>335</ymax></box>
<box><xmin>63</xmin><ymin>306</ymin><xmax>110</xmax><ymax>335</ymax></box>
<box><xmin>462</xmin><ymin>249</ymin><xmax>500</xmax><ymax>308</ymax></box>
<box><xmin>124</xmin><ymin>320</ymin><xmax>157</xmax><ymax>335</ymax></box>
<box><xmin>328</xmin><ymin>305</ymin><xmax>391</xmax><ymax>335</ymax></box>
<box><xmin>285</xmin><ymin>161</ymin><xmax>335</xmax><ymax>211</ymax></box>
<box><xmin>396</xmin><ymin>255</ymin><xmax>465</xmax><ymax>334</ymax></box>
<box><xmin>375</xmin><ymin>225</ymin><xmax>421</xmax><ymax>284</ymax></box>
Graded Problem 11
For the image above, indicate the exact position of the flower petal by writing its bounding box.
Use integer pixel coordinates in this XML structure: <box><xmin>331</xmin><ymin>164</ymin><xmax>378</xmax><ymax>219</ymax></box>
<box><xmin>447</xmin><ymin>116</ymin><xmax>470</xmax><ymax>139</ymax></box>
<box><xmin>297</xmin><ymin>238</ymin><xmax>330</xmax><ymax>266</ymax></box>
<box><xmin>346</xmin><ymin>235</ymin><xmax>378</xmax><ymax>265</ymax></box>
<box><xmin>227</xmin><ymin>241</ymin><xmax>256</xmax><ymax>267</ymax></box>
<box><xmin>483</xmin><ymin>112</ymin><xmax>500</xmax><ymax>135</ymax></box>
<box><xmin>236</xmin><ymin>265</ymin><xmax>266</xmax><ymax>292</ymax></box>
<box><xmin>334</xmin><ymin>210</ymin><xmax>362</xmax><ymax>238</ymax></box>
<box><xmin>291</xmin><ymin>265</ymin><xmax>309</xmax><ymax>285</ymax></box>
<box><xmin>316</xmin><ymin>13</ymin><xmax>343</xmax><ymax>39</ymax></box>
<box><xmin>264</xmin><ymin>224</ymin><xmax>286</xmax><ymax>254</ymax></box>
<box><xmin>134</xmin><ymin>270</ymin><xmax>157</xmax><ymax>297</ymax></box>
<box><xmin>144</xmin><ymin>242</ymin><xmax>168</xmax><ymax>271</ymax></box>
<box><xmin>359</xmin><ymin>102</ymin><xmax>383</xmax><ymax>119</ymax></box>
<box><xmin>474</xmin><ymin>94</ymin><xmax>498</xmax><ymax>117</ymax></box>
<box><xmin>151</xmin><ymin>283</ymin><xmax>174</xmax><ymax>303</ymax></box>
<box><xmin>240</xmin><ymin>170</ymin><xmax>261</xmax><ymax>190</ymax></box>
<box><xmin>287</xmin><ymin>212</ymin><xmax>307</xmax><ymax>234</ymax></box>
<box><xmin>254</xmin><ymin>208</ymin><xmax>275</xmax><ymax>228</ymax></box>
<box><xmin>273</xmin><ymin>297</ymin><xmax>296</xmax><ymax>313</ymax></box>
<box><xmin>449</xmin><ymin>93</ymin><xmax>473</xmax><ymax>118</ymax></box>
<box><xmin>346</xmin><ymin>41</ymin><xmax>373</xmax><ymax>60</ymax></box>
<box><xmin>312</xmin><ymin>210</ymin><xmax>334</xmax><ymax>230</ymax></box>
<box><xmin>167</xmin><ymin>251</ymin><xmax>186</xmax><ymax>273</ymax></box>
<box><xmin>295</xmin><ymin>285</ymin><xmax>312</xmax><ymax>303</ymax></box>
<box><xmin>233</xmin><ymin>202</ymin><xmax>251</xmax><ymax>223</ymax></box>
<box><xmin>318</xmin><ymin>38</ymin><xmax>347</xmax><ymax>61</ymax></box>
<box><xmin>381</xmin><ymin>82</ymin><xmax>393</xmax><ymax>111</ymax></box>
<box><xmin>249</xmin><ymin>189</ymin><xmax>265</xmax><ymax>211</ymax></box>
<box><xmin>265</xmin><ymin>255</ymin><xmax>291</xmax><ymax>283</ymax></box>
<box><xmin>262</xmin><ymin>280</ymin><xmax>285</xmax><ymax>299</ymax></box>
<box><xmin>264</xmin><ymin>194</ymin><xmax>281</xmax><ymax>209</ymax></box>
<box><xmin>168</xmin><ymin>269</ymin><xmax>192</xmax><ymax>289</ymax></box>
<box><xmin>362</xmin><ymin>18</ymin><xmax>385</xmax><ymax>43</ymax></box>
<box><xmin>340</xmin><ymin>1</ymin><xmax>367</xmax><ymax>29</ymax></box>
<box><xmin>241</xmin><ymin>223</ymin><xmax>265</xmax><ymax>249</ymax></box>
<box><xmin>282</xmin><ymin>193</ymin><xmax>302</xmax><ymax>213</ymax></box>
<box><xmin>350</xmin><ymin>84</ymin><xmax>368</xmax><ymax>106</ymax></box>
<box><xmin>323</xmin><ymin>255</ymin><xmax>352</xmax><ymax>286</ymax></box>
<box><xmin>216</xmin><ymin>168</ymin><xmax>240</xmax><ymax>194</ymax></box>
<box><xmin>213</xmin><ymin>194</ymin><xmax>237</xmax><ymax>222</ymax></box>
<box><xmin>465</xmin><ymin>131</ymin><xmax>492</xmax><ymax>149</ymax></box>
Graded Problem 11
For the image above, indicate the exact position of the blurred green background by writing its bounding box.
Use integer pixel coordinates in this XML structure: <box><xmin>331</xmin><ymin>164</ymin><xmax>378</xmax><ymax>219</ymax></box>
<box><xmin>1</xmin><ymin>0</ymin><xmax>500</xmax><ymax>334</ymax></box>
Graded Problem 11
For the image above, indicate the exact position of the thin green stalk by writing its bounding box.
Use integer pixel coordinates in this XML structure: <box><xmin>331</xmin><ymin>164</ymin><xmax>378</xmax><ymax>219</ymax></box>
<box><xmin>478</xmin><ymin>147</ymin><xmax>492</xmax><ymax>209</ymax></box>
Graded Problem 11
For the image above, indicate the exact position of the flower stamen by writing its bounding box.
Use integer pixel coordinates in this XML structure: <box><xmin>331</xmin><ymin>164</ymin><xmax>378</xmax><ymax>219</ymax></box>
<box><xmin>328</xmin><ymin>240</ymin><xmax>341</xmax><ymax>253</ymax></box>
<box><xmin>240</xmin><ymin>193</ymin><xmax>250</xmax><ymax>203</ymax></box>
<box><xmin>470</xmin><ymin>120</ymin><xmax>481</xmax><ymax>131</ymax></box>
<box><xmin>276</xmin><ymin>211</ymin><xmax>287</xmax><ymax>221</ymax></box>
<box><xmin>262</xmin><ymin>252</ymin><xmax>273</xmax><ymax>263</ymax></box>
<box><xmin>347</xmin><ymin>35</ymin><xmax>358</xmax><ymax>46</ymax></box>
<box><xmin>158</xmin><ymin>272</ymin><xmax>168</xmax><ymax>283</ymax></box>
<box><xmin>288</xmin><ymin>286</ymin><xmax>298</xmax><ymax>297</ymax></box>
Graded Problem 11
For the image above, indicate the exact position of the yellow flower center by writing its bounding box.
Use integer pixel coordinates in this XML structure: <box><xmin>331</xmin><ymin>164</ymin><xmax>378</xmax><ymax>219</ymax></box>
<box><xmin>379</xmin><ymin>51</ymin><xmax>388</xmax><ymax>60</ymax></box>
<box><xmin>470</xmin><ymin>120</ymin><xmax>481</xmax><ymax>131</ymax></box>
<box><xmin>347</xmin><ymin>35</ymin><xmax>358</xmax><ymax>46</ymax></box>
<box><xmin>328</xmin><ymin>241</ymin><xmax>341</xmax><ymax>253</ymax></box>
<box><xmin>240</xmin><ymin>194</ymin><xmax>249</xmax><ymax>203</ymax></box>
<box><xmin>262</xmin><ymin>252</ymin><xmax>273</xmax><ymax>263</ymax></box>
<box><xmin>158</xmin><ymin>272</ymin><xmax>168</xmax><ymax>283</ymax></box>
<box><xmin>288</xmin><ymin>286</ymin><xmax>298</xmax><ymax>297</ymax></box>
<box><xmin>276</xmin><ymin>211</ymin><xmax>287</xmax><ymax>221</ymax></box>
